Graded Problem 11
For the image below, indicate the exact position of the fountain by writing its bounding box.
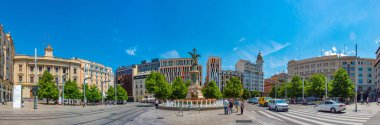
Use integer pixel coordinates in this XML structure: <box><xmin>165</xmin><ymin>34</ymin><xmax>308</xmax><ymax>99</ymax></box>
<box><xmin>159</xmin><ymin>48</ymin><xmax>224</xmax><ymax>110</ymax></box>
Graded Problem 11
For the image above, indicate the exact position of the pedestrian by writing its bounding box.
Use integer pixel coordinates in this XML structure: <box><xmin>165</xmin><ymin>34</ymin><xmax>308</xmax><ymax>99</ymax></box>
<box><xmin>223</xmin><ymin>98</ymin><xmax>229</xmax><ymax>115</ymax></box>
<box><xmin>155</xmin><ymin>100</ymin><xmax>159</xmax><ymax>109</ymax></box>
<box><xmin>360</xmin><ymin>98</ymin><xmax>364</xmax><ymax>105</ymax></box>
<box><xmin>234</xmin><ymin>99</ymin><xmax>240</xmax><ymax>113</ymax></box>
<box><xmin>367</xmin><ymin>97</ymin><xmax>370</xmax><ymax>105</ymax></box>
<box><xmin>1</xmin><ymin>97</ymin><xmax>4</xmax><ymax>105</ymax></box>
<box><xmin>240</xmin><ymin>100</ymin><xmax>245</xmax><ymax>115</ymax></box>
<box><xmin>228</xmin><ymin>99</ymin><xmax>233</xmax><ymax>115</ymax></box>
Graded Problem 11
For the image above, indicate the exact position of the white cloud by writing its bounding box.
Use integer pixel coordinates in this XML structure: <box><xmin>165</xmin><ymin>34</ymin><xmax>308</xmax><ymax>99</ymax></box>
<box><xmin>323</xmin><ymin>46</ymin><xmax>349</xmax><ymax>56</ymax></box>
<box><xmin>234</xmin><ymin>40</ymin><xmax>290</xmax><ymax>61</ymax></box>
<box><xmin>160</xmin><ymin>50</ymin><xmax>180</xmax><ymax>59</ymax></box>
<box><xmin>125</xmin><ymin>47</ymin><xmax>137</xmax><ymax>56</ymax></box>
<box><xmin>239</xmin><ymin>37</ymin><xmax>246</xmax><ymax>42</ymax></box>
<box><xmin>267</xmin><ymin>56</ymin><xmax>289</xmax><ymax>69</ymax></box>
<box><xmin>233</xmin><ymin>47</ymin><xmax>238</xmax><ymax>52</ymax></box>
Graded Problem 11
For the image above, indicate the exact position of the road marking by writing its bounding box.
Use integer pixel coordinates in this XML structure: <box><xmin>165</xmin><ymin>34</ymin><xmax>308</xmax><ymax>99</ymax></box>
<box><xmin>294</xmin><ymin>109</ymin><xmax>374</xmax><ymax>118</ymax></box>
<box><xmin>258</xmin><ymin>110</ymin><xmax>283</xmax><ymax>121</ymax></box>
<box><xmin>287</xmin><ymin>110</ymin><xmax>368</xmax><ymax>122</ymax></box>
<box><xmin>283</xmin><ymin>111</ymin><xmax>364</xmax><ymax>125</ymax></box>
<box><xmin>264</xmin><ymin>110</ymin><xmax>313</xmax><ymax>125</ymax></box>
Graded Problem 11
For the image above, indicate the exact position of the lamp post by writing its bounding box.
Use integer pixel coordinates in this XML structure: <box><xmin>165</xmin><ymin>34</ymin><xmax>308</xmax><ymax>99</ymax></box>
<box><xmin>100</xmin><ymin>80</ymin><xmax>111</xmax><ymax>105</ymax></box>
<box><xmin>319</xmin><ymin>72</ymin><xmax>329</xmax><ymax>101</ymax></box>
<box><xmin>61</xmin><ymin>73</ymin><xmax>68</xmax><ymax>106</ymax></box>
<box><xmin>355</xmin><ymin>44</ymin><xmax>358</xmax><ymax>112</ymax></box>
<box><xmin>33</xmin><ymin>48</ymin><xmax>38</xmax><ymax>109</ymax></box>
<box><xmin>83</xmin><ymin>77</ymin><xmax>92</xmax><ymax>107</ymax></box>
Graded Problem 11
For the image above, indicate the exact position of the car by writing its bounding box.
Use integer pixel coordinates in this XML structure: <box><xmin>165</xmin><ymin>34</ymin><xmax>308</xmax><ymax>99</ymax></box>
<box><xmin>317</xmin><ymin>100</ymin><xmax>346</xmax><ymax>113</ymax></box>
<box><xmin>268</xmin><ymin>99</ymin><xmax>289</xmax><ymax>111</ymax></box>
<box><xmin>259</xmin><ymin>97</ymin><xmax>272</xmax><ymax>107</ymax></box>
<box><xmin>248</xmin><ymin>97</ymin><xmax>259</xmax><ymax>104</ymax></box>
<box><xmin>303</xmin><ymin>99</ymin><xmax>316</xmax><ymax>105</ymax></box>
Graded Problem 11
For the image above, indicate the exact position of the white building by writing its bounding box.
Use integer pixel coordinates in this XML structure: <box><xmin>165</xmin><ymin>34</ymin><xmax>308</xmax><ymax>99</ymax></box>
<box><xmin>235</xmin><ymin>52</ymin><xmax>264</xmax><ymax>92</ymax></box>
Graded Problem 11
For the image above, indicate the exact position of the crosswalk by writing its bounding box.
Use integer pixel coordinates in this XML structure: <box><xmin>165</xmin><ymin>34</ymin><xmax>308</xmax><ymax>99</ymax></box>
<box><xmin>252</xmin><ymin>107</ymin><xmax>376</xmax><ymax>125</ymax></box>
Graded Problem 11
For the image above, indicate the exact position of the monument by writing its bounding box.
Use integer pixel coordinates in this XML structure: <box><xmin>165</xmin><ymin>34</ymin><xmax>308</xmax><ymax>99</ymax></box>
<box><xmin>185</xmin><ymin>48</ymin><xmax>204</xmax><ymax>99</ymax></box>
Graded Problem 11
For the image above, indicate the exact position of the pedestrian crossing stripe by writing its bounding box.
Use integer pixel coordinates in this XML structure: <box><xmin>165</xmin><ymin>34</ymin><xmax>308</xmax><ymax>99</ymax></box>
<box><xmin>257</xmin><ymin>109</ymin><xmax>375</xmax><ymax>125</ymax></box>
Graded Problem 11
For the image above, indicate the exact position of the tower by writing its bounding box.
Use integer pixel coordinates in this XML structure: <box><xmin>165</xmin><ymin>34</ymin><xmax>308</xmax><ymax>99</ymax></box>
<box><xmin>44</xmin><ymin>44</ymin><xmax>53</xmax><ymax>57</ymax></box>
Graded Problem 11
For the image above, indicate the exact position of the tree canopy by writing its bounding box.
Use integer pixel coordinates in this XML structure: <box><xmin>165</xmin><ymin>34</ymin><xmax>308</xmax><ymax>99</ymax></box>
<box><xmin>171</xmin><ymin>77</ymin><xmax>188</xmax><ymax>99</ymax></box>
<box><xmin>203</xmin><ymin>81</ymin><xmax>222</xmax><ymax>99</ymax></box>
<box><xmin>287</xmin><ymin>75</ymin><xmax>303</xmax><ymax>98</ymax></box>
<box><xmin>38</xmin><ymin>71</ymin><xmax>59</xmax><ymax>104</ymax></box>
<box><xmin>145</xmin><ymin>71</ymin><xmax>172</xmax><ymax>100</ymax></box>
<box><xmin>64</xmin><ymin>79</ymin><xmax>82</xmax><ymax>99</ymax></box>
<box><xmin>223</xmin><ymin>77</ymin><xmax>243</xmax><ymax>98</ymax></box>
<box><xmin>330</xmin><ymin>68</ymin><xmax>355</xmax><ymax>98</ymax></box>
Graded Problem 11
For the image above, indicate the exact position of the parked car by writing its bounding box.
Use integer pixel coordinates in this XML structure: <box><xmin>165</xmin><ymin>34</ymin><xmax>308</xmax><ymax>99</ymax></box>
<box><xmin>268</xmin><ymin>99</ymin><xmax>289</xmax><ymax>112</ymax></box>
<box><xmin>259</xmin><ymin>97</ymin><xmax>272</xmax><ymax>107</ymax></box>
<box><xmin>248</xmin><ymin>97</ymin><xmax>259</xmax><ymax>104</ymax></box>
<box><xmin>317</xmin><ymin>100</ymin><xmax>346</xmax><ymax>113</ymax></box>
<box><xmin>303</xmin><ymin>99</ymin><xmax>316</xmax><ymax>105</ymax></box>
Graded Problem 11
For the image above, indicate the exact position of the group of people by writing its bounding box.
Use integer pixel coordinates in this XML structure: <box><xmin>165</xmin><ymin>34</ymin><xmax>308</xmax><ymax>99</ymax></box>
<box><xmin>360</xmin><ymin>97</ymin><xmax>370</xmax><ymax>105</ymax></box>
<box><xmin>223</xmin><ymin>98</ymin><xmax>245</xmax><ymax>115</ymax></box>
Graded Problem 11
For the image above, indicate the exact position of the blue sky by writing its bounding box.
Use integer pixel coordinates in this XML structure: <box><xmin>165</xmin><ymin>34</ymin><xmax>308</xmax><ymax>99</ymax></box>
<box><xmin>1</xmin><ymin>0</ymin><xmax>380</xmax><ymax>78</ymax></box>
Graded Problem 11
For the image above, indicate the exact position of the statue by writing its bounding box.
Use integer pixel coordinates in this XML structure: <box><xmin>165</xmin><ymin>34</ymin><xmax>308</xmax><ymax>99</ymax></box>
<box><xmin>186</xmin><ymin>48</ymin><xmax>204</xmax><ymax>99</ymax></box>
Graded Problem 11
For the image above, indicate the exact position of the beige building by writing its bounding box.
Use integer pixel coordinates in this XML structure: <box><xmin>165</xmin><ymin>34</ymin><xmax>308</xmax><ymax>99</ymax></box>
<box><xmin>288</xmin><ymin>55</ymin><xmax>376</xmax><ymax>100</ymax></box>
<box><xmin>14</xmin><ymin>45</ymin><xmax>114</xmax><ymax>98</ymax></box>
<box><xmin>0</xmin><ymin>24</ymin><xmax>15</xmax><ymax>101</ymax></box>
<box><xmin>133</xmin><ymin>71</ymin><xmax>154</xmax><ymax>102</ymax></box>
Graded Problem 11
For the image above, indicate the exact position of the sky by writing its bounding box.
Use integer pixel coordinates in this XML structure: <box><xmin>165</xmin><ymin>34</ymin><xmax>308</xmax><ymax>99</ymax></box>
<box><xmin>1</xmin><ymin>0</ymin><xmax>380</xmax><ymax>79</ymax></box>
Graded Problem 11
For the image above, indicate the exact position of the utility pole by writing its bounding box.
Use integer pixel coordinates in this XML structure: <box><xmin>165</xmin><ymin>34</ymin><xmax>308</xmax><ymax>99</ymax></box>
<box><xmin>302</xmin><ymin>77</ymin><xmax>305</xmax><ymax>101</ymax></box>
<box><xmin>101</xmin><ymin>79</ymin><xmax>111</xmax><ymax>105</ymax></box>
<box><xmin>355</xmin><ymin>44</ymin><xmax>358</xmax><ymax>112</ymax></box>
<box><xmin>61</xmin><ymin>73</ymin><xmax>68</xmax><ymax>106</ymax></box>
<box><xmin>83</xmin><ymin>64</ymin><xmax>92</xmax><ymax>107</ymax></box>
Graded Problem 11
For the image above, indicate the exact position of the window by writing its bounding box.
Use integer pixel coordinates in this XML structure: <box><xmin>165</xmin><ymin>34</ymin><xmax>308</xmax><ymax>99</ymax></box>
<box><xmin>30</xmin><ymin>77</ymin><xmax>34</xmax><ymax>83</ymax></box>
<box><xmin>359</xmin><ymin>74</ymin><xmax>363</xmax><ymax>77</ymax></box>
<box><xmin>358</xmin><ymin>79</ymin><xmax>363</xmax><ymax>83</ymax></box>
<box><xmin>368</xmin><ymin>68</ymin><xmax>372</xmax><ymax>72</ymax></box>
<box><xmin>47</xmin><ymin>67</ymin><xmax>51</xmax><ymax>72</ymax></box>
<box><xmin>368</xmin><ymin>74</ymin><xmax>372</xmax><ymax>77</ymax></box>
<box><xmin>74</xmin><ymin>69</ymin><xmax>77</xmax><ymax>74</ymax></box>
<box><xmin>30</xmin><ymin>66</ymin><xmax>34</xmax><ymax>72</ymax></box>
<box><xmin>18</xmin><ymin>76</ymin><xmax>22</xmax><ymax>82</ymax></box>
<box><xmin>63</xmin><ymin>68</ymin><xmax>67</xmax><ymax>74</ymax></box>
<box><xmin>39</xmin><ymin>66</ymin><xmax>43</xmax><ymax>72</ymax></box>
<box><xmin>55</xmin><ymin>67</ymin><xmax>59</xmax><ymax>73</ymax></box>
<box><xmin>55</xmin><ymin>78</ymin><xmax>59</xmax><ymax>84</ymax></box>
<box><xmin>19</xmin><ymin>65</ymin><xmax>22</xmax><ymax>71</ymax></box>
<box><xmin>359</xmin><ymin>68</ymin><xmax>363</xmax><ymax>71</ymax></box>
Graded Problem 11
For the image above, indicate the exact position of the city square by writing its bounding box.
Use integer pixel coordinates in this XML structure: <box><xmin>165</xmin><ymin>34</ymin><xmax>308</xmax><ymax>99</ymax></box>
<box><xmin>2</xmin><ymin>0</ymin><xmax>380</xmax><ymax>125</ymax></box>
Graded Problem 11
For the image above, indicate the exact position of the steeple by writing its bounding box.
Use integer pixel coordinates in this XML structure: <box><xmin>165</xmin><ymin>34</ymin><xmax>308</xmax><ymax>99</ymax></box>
<box><xmin>257</xmin><ymin>50</ymin><xmax>263</xmax><ymax>62</ymax></box>
<box><xmin>44</xmin><ymin>44</ymin><xmax>53</xmax><ymax>57</ymax></box>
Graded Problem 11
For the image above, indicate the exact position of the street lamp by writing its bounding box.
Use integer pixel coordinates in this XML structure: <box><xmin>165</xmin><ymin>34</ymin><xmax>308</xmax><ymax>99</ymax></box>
<box><xmin>83</xmin><ymin>76</ymin><xmax>92</xmax><ymax>107</ymax></box>
<box><xmin>100</xmin><ymin>80</ymin><xmax>111</xmax><ymax>105</ymax></box>
<box><xmin>61</xmin><ymin>73</ymin><xmax>68</xmax><ymax>106</ymax></box>
<box><xmin>319</xmin><ymin>72</ymin><xmax>329</xmax><ymax>101</ymax></box>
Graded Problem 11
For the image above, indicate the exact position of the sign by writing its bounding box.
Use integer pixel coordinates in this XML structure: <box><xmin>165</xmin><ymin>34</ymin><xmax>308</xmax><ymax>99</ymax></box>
<box><xmin>13</xmin><ymin>85</ymin><xmax>22</xmax><ymax>108</ymax></box>
<box><xmin>32</xmin><ymin>86</ymin><xmax>39</xmax><ymax>96</ymax></box>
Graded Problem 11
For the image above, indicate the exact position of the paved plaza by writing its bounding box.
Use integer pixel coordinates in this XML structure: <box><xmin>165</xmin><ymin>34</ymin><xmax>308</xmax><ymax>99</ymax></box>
<box><xmin>1</xmin><ymin>102</ymin><xmax>380</xmax><ymax>125</ymax></box>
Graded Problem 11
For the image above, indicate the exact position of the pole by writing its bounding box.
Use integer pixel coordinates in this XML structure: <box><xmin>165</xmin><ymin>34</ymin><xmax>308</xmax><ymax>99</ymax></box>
<box><xmin>355</xmin><ymin>44</ymin><xmax>358</xmax><ymax>112</ymax></box>
<box><xmin>83</xmin><ymin>64</ymin><xmax>86</xmax><ymax>107</ymax></box>
<box><xmin>325</xmin><ymin>75</ymin><xmax>328</xmax><ymax>100</ymax></box>
<box><xmin>302</xmin><ymin>78</ymin><xmax>304</xmax><ymax>100</ymax></box>
<box><xmin>34</xmin><ymin>48</ymin><xmax>38</xmax><ymax>109</ymax></box>
<box><xmin>114</xmin><ymin>83</ymin><xmax>117</xmax><ymax>105</ymax></box>
<box><xmin>62</xmin><ymin>78</ymin><xmax>64</xmax><ymax>106</ymax></box>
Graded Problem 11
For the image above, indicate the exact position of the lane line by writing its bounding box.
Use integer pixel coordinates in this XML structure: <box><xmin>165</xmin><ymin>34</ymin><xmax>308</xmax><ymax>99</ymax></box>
<box><xmin>258</xmin><ymin>110</ymin><xmax>283</xmax><ymax>121</ymax></box>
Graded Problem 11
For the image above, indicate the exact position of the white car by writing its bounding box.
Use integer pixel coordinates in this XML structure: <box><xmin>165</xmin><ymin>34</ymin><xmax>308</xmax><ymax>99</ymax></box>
<box><xmin>268</xmin><ymin>99</ymin><xmax>289</xmax><ymax>111</ymax></box>
<box><xmin>317</xmin><ymin>100</ymin><xmax>346</xmax><ymax>113</ymax></box>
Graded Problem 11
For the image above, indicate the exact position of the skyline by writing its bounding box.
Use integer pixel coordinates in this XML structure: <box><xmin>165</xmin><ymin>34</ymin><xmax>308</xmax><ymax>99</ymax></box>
<box><xmin>1</xmin><ymin>0</ymin><xmax>380</xmax><ymax>78</ymax></box>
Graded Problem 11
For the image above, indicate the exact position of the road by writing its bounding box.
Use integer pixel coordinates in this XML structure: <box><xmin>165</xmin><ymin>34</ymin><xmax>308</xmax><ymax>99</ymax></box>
<box><xmin>0</xmin><ymin>103</ymin><xmax>151</xmax><ymax>125</ymax></box>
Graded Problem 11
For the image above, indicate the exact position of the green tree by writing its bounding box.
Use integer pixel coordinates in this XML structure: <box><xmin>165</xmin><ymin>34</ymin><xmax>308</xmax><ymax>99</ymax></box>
<box><xmin>330</xmin><ymin>68</ymin><xmax>355</xmax><ymax>98</ymax></box>
<box><xmin>287</xmin><ymin>75</ymin><xmax>303</xmax><ymax>98</ymax></box>
<box><xmin>241</xmin><ymin>88</ymin><xmax>250</xmax><ymax>100</ymax></box>
<box><xmin>63</xmin><ymin>79</ymin><xmax>82</xmax><ymax>104</ymax></box>
<box><xmin>185</xmin><ymin>80</ymin><xmax>191</xmax><ymax>87</ymax></box>
<box><xmin>171</xmin><ymin>77</ymin><xmax>188</xmax><ymax>99</ymax></box>
<box><xmin>116</xmin><ymin>84</ymin><xmax>128</xmax><ymax>101</ymax></box>
<box><xmin>203</xmin><ymin>81</ymin><xmax>222</xmax><ymax>99</ymax></box>
<box><xmin>88</xmin><ymin>85</ymin><xmax>101</xmax><ymax>103</ymax></box>
<box><xmin>223</xmin><ymin>77</ymin><xmax>243</xmax><ymax>98</ymax></box>
<box><xmin>83</xmin><ymin>84</ymin><xmax>91</xmax><ymax>101</ymax></box>
<box><xmin>106</xmin><ymin>86</ymin><xmax>115</xmax><ymax>101</ymax></box>
<box><xmin>145</xmin><ymin>71</ymin><xmax>172</xmax><ymax>100</ymax></box>
<box><xmin>37</xmin><ymin>71</ymin><xmax>59</xmax><ymax>104</ymax></box>
<box><xmin>269</xmin><ymin>86</ymin><xmax>276</xmax><ymax>98</ymax></box>
<box><xmin>307</xmin><ymin>73</ymin><xmax>327</xmax><ymax>98</ymax></box>
<box><xmin>251</xmin><ymin>90</ymin><xmax>261</xmax><ymax>97</ymax></box>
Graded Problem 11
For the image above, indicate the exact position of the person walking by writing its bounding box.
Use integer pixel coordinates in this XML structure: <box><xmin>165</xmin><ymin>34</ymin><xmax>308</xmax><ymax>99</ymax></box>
<box><xmin>223</xmin><ymin>98</ymin><xmax>229</xmax><ymax>115</ymax></box>
<box><xmin>366</xmin><ymin>97</ymin><xmax>370</xmax><ymax>105</ymax></box>
<box><xmin>360</xmin><ymin>98</ymin><xmax>364</xmax><ymax>105</ymax></box>
<box><xmin>155</xmin><ymin>100</ymin><xmax>159</xmax><ymax>109</ymax></box>
<box><xmin>234</xmin><ymin>99</ymin><xmax>240</xmax><ymax>113</ymax></box>
<box><xmin>240</xmin><ymin>100</ymin><xmax>245</xmax><ymax>115</ymax></box>
<box><xmin>228</xmin><ymin>99</ymin><xmax>233</xmax><ymax>115</ymax></box>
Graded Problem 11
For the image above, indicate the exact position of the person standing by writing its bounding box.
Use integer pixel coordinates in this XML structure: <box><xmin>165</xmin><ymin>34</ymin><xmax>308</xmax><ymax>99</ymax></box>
<box><xmin>234</xmin><ymin>99</ymin><xmax>240</xmax><ymax>113</ymax></box>
<box><xmin>155</xmin><ymin>100</ymin><xmax>159</xmax><ymax>109</ymax></box>
<box><xmin>223</xmin><ymin>98</ymin><xmax>229</xmax><ymax>115</ymax></box>
<box><xmin>228</xmin><ymin>99</ymin><xmax>233</xmax><ymax>115</ymax></box>
<box><xmin>240</xmin><ymin>100</ymin><xmax>245</xmax><ymax>115</ymax></box>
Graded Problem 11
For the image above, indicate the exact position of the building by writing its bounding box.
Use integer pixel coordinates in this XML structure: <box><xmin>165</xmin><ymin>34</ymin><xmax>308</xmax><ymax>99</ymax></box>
<box><xmin>137</xmin><ymin>58</ymin><xmax>160</xmax><ymax>72</ymax></box>
<box><xmin>14</xmin><ymin>45</ymin><xmax>113</xmax><ymax>99</ymax></box>
<box><xmin>374</xmin><ymin>47</ymin><xmax>380</xmax><ymax>99</ymax></box>
<box><xmin>159</xmin><ymin>58</ymin><xmax>202</xmax><ymax>85</ymax></box>
<box><xmin>116</xmin><ymin>65</ymin><xmax>137</xmax><ymax>102</ymax></box>
<box><xmin>288</xmin><ymin>55</ymin><xmax>376</xmax><ymax>100</ymax></box>
<box><xmin>0</xmin><ymin>25</ymin><xmax>15</xmax><ymax>101</ymax></box>
<box><xmin>206</xmin><ymin>57</ymin><xmax>221</xmax><ymax>87</ymax></box>
<box><xmin>235</xmin><ymin>52</ymin><xmax>264</xmax><ymax>92</ymax></box>
<box><xmin>133</xmin><ymin>71</ymin><xmax>154</xmax><ymax>102</ymax></box>
<box><xmin>263</xmin><ymin>72</ymin><xmax>288</xmax><ymax>96</ymax></box>
<box><xmin>74</xmin><ymin>58</ymin><xmax>114</xmax><ymax>96</ymax></box>
<box><xmin>219</xmin><ymin>70</ymin><xmax>243</xmax><ymax>92</ymax></box>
